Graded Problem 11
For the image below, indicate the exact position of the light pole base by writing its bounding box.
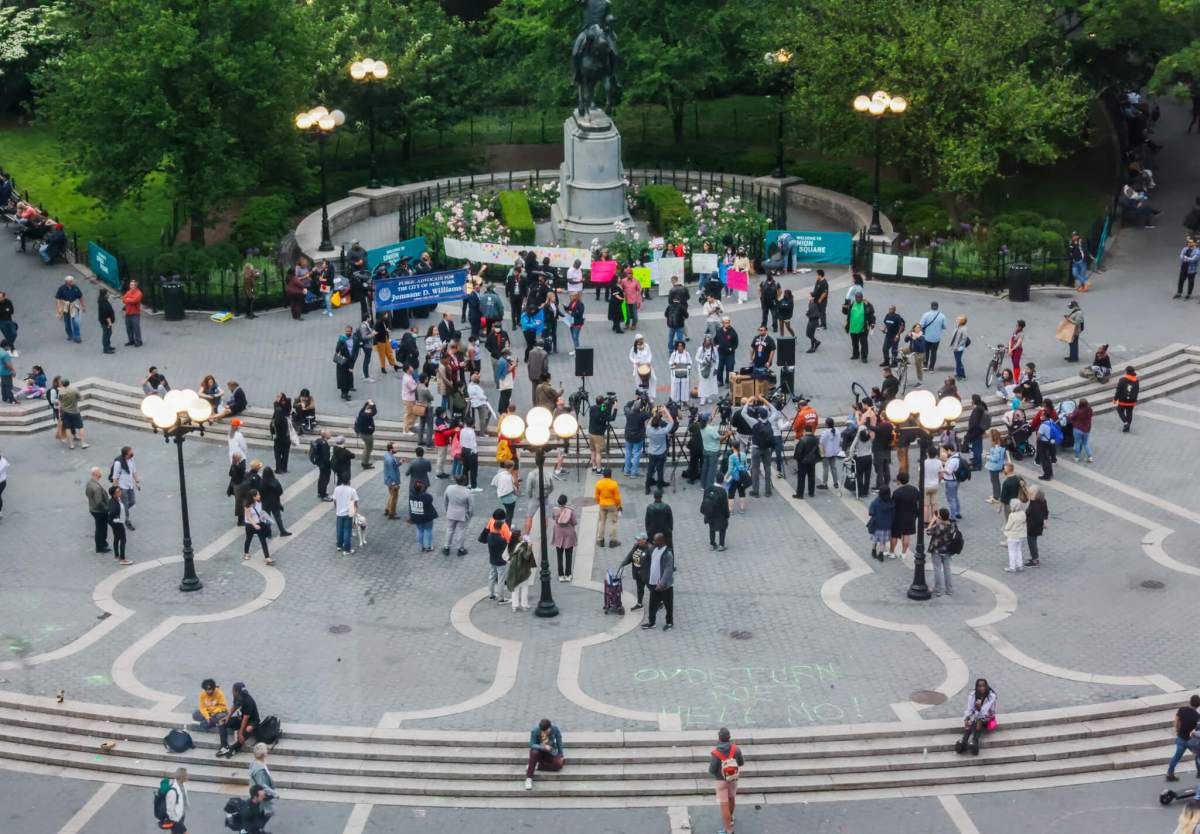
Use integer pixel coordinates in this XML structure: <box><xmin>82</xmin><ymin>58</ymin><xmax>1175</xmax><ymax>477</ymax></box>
<box><xmin>906</xmin><ymin>584</ymin><xmax>931</xmax><ymax>601</ymax></box>
<box><xmin>534</xmin><ymin>599</ymin><xmax>560</xmax><ymax>618</ymax></box>
<box><xmin>868</xmin><ymin>222</ymin><xmax>884</xmax><ymax>236</ymax></box>
<box><xmin>180</xmin><ymin>576</ymin><xmax>204</xmax><ymax>593</ymax></box>
<box><xmin>368</xmin><ymin>179</ymin><xmax>382</xmax><ymax>190</ymax></box>
<box><xmin>318</xmin><ymin>240</ymin><xmax>335</xmax><ymax>252</ymax></box>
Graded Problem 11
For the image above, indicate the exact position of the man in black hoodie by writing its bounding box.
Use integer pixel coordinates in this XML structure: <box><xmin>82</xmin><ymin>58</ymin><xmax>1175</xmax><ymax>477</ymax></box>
<box><xmin>1113</xmin><ymin>365</ymin><xmax>1139</xmax><ymax>432</ymax></box>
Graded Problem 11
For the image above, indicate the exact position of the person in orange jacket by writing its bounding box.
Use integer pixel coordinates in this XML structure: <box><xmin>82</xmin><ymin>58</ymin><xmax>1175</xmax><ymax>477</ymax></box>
<box><xmin>1113</xmin><ymin>366</ymin><xmax>1139</xmax><ymax>433</ymax></box>
<box><xmin>593</xmin><ymin>468</ymin><xmax>622</xmax><ymax>548</ymax></box>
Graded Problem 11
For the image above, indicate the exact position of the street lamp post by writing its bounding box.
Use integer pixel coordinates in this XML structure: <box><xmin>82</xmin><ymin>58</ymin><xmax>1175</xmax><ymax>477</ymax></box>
<box><xmin>853</xmin><ymin>90</ymin><xmax>908</xmax><ymax>236</ymax></box>
<box><xmin>350</xmin><ymin>59</ymin><xmax>389</xmax><ymax>190</ymax></box>
<box><xmin>140</xmin><ymin>389</ymin><xmax>216</xmax><ymax>592</ymax></box>
<box><xmin>295</xmin><ymin>106</ymin><xmax>346</xmax><ymax>252</ymax></box>
<box><xmin>884</xmin><ymin>389</ymin><xmax>962</xmax><ymax>601</ymax></box>
<box><xmin>499</xmin><ymin>407</ymin><xmax>580</xmax><ymax>618</ymax></box>
<box><xmin>763</xmin><ymin>49</ymin><xmax>793</xmax><ymax>180</ymax></box>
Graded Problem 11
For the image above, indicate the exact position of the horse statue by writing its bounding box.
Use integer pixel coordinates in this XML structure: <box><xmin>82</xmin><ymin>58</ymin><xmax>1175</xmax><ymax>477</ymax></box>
<box><xmin>571</xmin><ymin>0</ymin><xmax>619</xmax><ymax>119</ymax></box>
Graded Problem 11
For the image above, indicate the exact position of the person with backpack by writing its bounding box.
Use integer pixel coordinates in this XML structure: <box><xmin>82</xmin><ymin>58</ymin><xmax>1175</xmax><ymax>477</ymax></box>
<box><xmin>940</xmin><ymin>445</ymin><xmax>965</xmax><ymax>520</ymax></box>
<box><xmin>1035</xmin><ymin>413</ymin><xmax>1059</xmax><ymax>480</ymax></box>
<box><xmin>247</xmin><ymin>743</ymin><xmax>277</xmax><ymax>826</ymax></box>
<box><xmin>155</xmin><ymin>767</ymin><xmax>190</xmax><ymax>832</ymax></box>
<box><xmin>408</xmin><ymin>479</ymin><xmax>439</xmax><ymax>553</ymax></box>
<box><xmin>1024</xmin><ymin>484</ymin><xmax>1049</xmax><ymax>567</ymax></box>
<box><xmin>747</xmin><ymin>404</ymin><xmax>775</xmax><ymax>497</ymax></box>
<box><xmin>709</xmin><ymin>727</ymin><xmax>744</xmax><ymax>834</ymax></box>
<box><xmin>792</xmin><ymin>424</ymin><xmax>821</xmax><ymax>499</ymax></box>
<box><xmin>926</xmin><ymin>507</ymin><xmax>960</xmax><ymax>596</ymax></box>
<box><xmin>1114</xmin><ymin>365</ymin><xmax>1139</xmax><ymax>433</ymax></box>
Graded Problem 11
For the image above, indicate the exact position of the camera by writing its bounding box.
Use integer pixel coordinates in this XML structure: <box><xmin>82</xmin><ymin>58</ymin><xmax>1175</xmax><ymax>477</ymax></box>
<box><xmin>715</xmin><ymin>394</ymin><xmax>733</xmax><ymax>426</ymax></box>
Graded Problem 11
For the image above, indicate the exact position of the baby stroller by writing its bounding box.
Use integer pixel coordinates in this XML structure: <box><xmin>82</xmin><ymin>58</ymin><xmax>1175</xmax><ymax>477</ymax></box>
<box><xmin>603</xmin><ymin>569</ymin><xmax>624</xmax><ymax>615</ymax></box>
<box><xmin>1006</xmin><ymin>420</ymin><xmax>1034</xmax><ymax>460</ymax></box>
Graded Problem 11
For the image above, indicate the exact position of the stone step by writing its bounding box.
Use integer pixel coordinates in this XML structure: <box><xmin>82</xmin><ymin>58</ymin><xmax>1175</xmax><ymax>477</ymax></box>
<box><xmin>0</xmin><ymin>735</ymin><xmax>1176</xmax><ymax>798</ymax></box>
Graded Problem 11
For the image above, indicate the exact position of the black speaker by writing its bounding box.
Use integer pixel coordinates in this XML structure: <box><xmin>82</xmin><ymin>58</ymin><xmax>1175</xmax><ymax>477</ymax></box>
<box><xmin>779</xmin><ymin>367</ymin><xmax>795</xmax><ymax>395</ymax></box>
<box><xmin>574</xmin><ymin>348</ymin><xmax>594</xmax><ymax>378</ymax></box>
<box><xmin>776</xmin><ymin>337</ymin><xmax>796</xmax><ymax>367</ymax></box>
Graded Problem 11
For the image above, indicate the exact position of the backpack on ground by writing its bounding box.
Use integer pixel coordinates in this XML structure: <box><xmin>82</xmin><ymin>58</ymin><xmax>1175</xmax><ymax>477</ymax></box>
<box><xmin>714</xmin><ymin>744</ymin><xmax>741</xmax><ymax>782</ymax></box>
<box><xmin>954</xmin><ymin>454</ymin><xmax>972</xmax><ymax>481</ymax></box>
<box><xmin>751</xmin><ymin>419</ymin><xmax>774</xmax><ymax>449</ymax></box>
<box><xmin>308</xmin><ymin>439</ymin><xmax>321</xmax><ymax>465</ymax></box>
<box><xmin>162</xmin><ymin>728</ymin><xmax>193</xmax><ymax>753</ymax></box>
<box><xmin>223</xmin><ymin>797</ymin><xmax>247</xmax><ymax>832</ymax></box>
<box><xmin>947</xmin><ymin>523</ymin><xmax>964</xmax><ymax>555</ymax></box>
<box><xmin>152</xmin><ymin>778</ymin><xmax>171</xmax><ymax>826</ymax></box>
<box><xmin>255</xmin><ymin>715</ymin><xmax>282</xmax><ymax>745</ymax></box>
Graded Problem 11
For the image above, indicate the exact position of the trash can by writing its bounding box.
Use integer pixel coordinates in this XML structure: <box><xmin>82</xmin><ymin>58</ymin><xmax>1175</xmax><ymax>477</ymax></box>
<box><xmin>1007</xmin><ymin>262</ymin><xmax>1031</xmax><ymax>302</ymax></box>
<box><xmin>161</xmin><ymin>280</ymin><xmax>186</xmax><ymax>321</ymax></box>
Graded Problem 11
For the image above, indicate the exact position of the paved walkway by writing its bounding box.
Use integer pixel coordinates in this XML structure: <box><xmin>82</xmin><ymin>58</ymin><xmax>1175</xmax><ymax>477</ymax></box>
<box><xmin>2</xmin><ymin>99</ymin><xmax>1200</xmax><ymax>825</ymax></box>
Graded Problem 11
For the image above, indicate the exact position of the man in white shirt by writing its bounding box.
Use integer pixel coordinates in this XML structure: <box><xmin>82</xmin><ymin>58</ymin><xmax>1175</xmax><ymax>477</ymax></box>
<box><xmin>459</xmin><ymin>422</ymin><xmax>480</xmax><ymax>490</ymax></box>
<box><xmin>165</xmin><ymin>767</ymin><xmax>190</xmax><ymax>832</ymax></box>
<box><xmin>333</xmin><ymin>477</ymin><xmax>359</xmax><ymax>555</ymax></box>
<box><xmin>466</xmin><ymin>372</ymin><xmax>495</xmax><ymax>437</ymax></box>
<box><xmin>491</xmin><ymin>461</ymin><xmax>517</xmax><ymax>524</ymax></box>
<box><xmin>566</xmin><ymin>259</ymin><xmax>584</xmax><ymax>294</ymax></box>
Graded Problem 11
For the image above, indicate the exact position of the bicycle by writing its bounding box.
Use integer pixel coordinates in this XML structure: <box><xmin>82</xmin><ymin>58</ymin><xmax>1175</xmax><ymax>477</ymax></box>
<box><xmin>984</xmin><ymin>344</ymin><xmax>1007</xmax><ymax>389</ymax></box>
<box><xmin>892</xmin><ymin>351</ymin><xmax>911</xmax><ymax>397</ymax></box>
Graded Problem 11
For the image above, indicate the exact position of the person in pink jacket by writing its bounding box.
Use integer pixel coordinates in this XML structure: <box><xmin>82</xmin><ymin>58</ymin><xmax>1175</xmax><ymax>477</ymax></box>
<box><xmin>619</xmin><ymin>270</ymin><xmax>643</xmax><ymax>327</ymax></box>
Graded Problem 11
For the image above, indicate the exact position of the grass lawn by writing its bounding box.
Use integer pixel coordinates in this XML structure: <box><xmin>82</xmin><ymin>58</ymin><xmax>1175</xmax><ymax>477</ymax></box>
<box><xmin>0</xmin><ymin>124</ymin><xmax>171</xmax><ymax>260</ymax></box>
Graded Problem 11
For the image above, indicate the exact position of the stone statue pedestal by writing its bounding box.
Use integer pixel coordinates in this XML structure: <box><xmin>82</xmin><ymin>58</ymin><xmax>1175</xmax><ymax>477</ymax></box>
<box><xmin>551</xmin><ymin>110</ymin><xmax>633</xmax><ymax>247</ymax></box>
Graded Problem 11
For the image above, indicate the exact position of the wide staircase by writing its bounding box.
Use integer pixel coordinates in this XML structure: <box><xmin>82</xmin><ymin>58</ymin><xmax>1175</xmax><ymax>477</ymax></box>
<box><xmin>2</xmin><ymin>344</ymin><xmax>1198</xmax><ymax>462</ymax></box>
<box><xmin>0</xmin><ymin>690</ymin><xmax>1184</xmax><ymax>804</ymax></box>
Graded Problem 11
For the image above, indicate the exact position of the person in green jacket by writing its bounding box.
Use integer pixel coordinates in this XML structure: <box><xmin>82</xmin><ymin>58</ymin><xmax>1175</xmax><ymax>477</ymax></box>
<box><xmin>505</xmin><ymin>530</ymin><xmax>536</xmax><ymax>612</ymax></box>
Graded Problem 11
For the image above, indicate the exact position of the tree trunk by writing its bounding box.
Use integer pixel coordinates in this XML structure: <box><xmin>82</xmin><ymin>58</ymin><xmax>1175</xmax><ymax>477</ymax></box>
<box><xmin>189</xmin><ymin>211</ymin><xmax>206</xmax><ymax>245</ymax></box>
<box><xmin>402</xmin><ymin>129</ymin><xmax>413</xmax><ymax>161</ymax></box>
<box><xmin>672</xmin><ymin>104</ymin><xmax>685</xmax><ymax>145</ymax></box>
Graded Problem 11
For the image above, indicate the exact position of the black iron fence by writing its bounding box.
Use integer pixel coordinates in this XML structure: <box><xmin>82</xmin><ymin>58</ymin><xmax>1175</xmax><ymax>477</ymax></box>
<box><xmin>2</xmin><ymin>171</ymin><xmax>84</xmax><ymax>267</ymax></box>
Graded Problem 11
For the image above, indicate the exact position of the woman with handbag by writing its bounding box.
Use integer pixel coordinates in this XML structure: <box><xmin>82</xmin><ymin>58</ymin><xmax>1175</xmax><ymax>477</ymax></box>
<box><xmin>668</xmin><ymin>341</ymin><xmax>692</xmax><ymax>404</ymax></box>
<box><xmin>242</xmin><ymin>489</ymin><xmax>274</xmax><ymax>566</ymax></box>
<box><xmin>550</xmin><ymin>494</ymin><xmax>579</xmax><ymax>581</ymax></box>
<box><xmin>504</xmin><ymin>529</ymin><xmax>536</xmax><ymax>612</ymax></box>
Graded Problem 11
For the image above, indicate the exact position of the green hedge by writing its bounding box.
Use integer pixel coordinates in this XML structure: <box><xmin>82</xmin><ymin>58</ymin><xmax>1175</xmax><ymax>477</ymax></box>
<box><xmin>640</xmin><ymin>184</ymin><xmax>690</xmax><ymax>234</ymax></box>
<box><xmin>232</xmin><ymin>195</ymin><xmax>292</xmax><ymax>253</ymax></box>
<box><xmin>498</xmin><ymin>190</ymin><xmax>535</xmax><ymax>245</ymax></box>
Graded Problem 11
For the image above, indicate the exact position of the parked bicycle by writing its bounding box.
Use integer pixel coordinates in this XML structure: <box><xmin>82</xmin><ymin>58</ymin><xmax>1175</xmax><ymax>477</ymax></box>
<box><xmin>984</xmin><ymin>343</ymin><xmax>1008</xmax><ymax>389</ymax></box>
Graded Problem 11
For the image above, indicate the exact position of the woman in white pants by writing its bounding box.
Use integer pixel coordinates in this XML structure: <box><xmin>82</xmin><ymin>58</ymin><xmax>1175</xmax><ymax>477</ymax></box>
<box><xmin>1002</xmin><ymin>499</ymin><xmax>1027</xmax><ymax>572</ymax></box>
<box><xmin>668</xmin><ymin>341</ymin><xmax>692</xmax><ymax>404</ymax></box>
<box><xmin>629</xmin><ymin>335</ymin><xmax>655</xmax><ymax>398</ymax></box>
<box><xmin>505</xmin><ymin>529</ymin><xmax>536</xmax><ymax>611</ymax></box>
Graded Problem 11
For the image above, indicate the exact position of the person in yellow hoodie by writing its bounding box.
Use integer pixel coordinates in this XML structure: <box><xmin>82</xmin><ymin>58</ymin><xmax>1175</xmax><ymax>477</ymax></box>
<box><xmin>191</xmin><ymin>678</ymin><xmax>229</xmax><ymax>732</ymax></box>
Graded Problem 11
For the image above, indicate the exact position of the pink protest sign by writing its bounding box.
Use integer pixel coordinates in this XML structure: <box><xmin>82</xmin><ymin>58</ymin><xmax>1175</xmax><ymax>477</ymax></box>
<box><xmin>590</xmin><ymin>260</ymin><xmax>617</xmax><ymax>283</ymax></box>
<box><xmin>725</xmin><ymin>269</ymin><xmax>749</xmax><ymax>292</ymax></box>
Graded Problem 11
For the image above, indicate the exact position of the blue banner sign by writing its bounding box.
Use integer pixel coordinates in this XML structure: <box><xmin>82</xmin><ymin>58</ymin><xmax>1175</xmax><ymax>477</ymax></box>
<box><xmin>366</xmin><ymin>236</ymin><xmax>427</xmax><ymax>272</ymax></box>
<box><xmin>765</xmin><ymin>230</ymin><xmax>854</xmax><ymax>265</ymax></box>
<box><xmin>374</xmin><ymin>268</ymin><xmax>468</xmax><ymax>312</ymax></box>
<box><xmin>88</xmin><ymin>241</ymin><xmax>121</xmax><ymax>289</ymax></box>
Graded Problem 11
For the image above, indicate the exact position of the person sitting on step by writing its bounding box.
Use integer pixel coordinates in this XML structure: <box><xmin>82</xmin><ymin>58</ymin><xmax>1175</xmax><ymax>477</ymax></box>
<box><xmin>956</xmin><ymin>677</ymin><xmax>997</xmax><ymax>755</ymax></box>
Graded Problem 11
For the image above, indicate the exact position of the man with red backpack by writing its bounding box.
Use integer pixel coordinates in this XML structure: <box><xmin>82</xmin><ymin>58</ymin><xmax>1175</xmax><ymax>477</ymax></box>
<box><xmin>709</xmin><ymin>727</ymin><xmax>744</xmax><ymax>834</ymax></box>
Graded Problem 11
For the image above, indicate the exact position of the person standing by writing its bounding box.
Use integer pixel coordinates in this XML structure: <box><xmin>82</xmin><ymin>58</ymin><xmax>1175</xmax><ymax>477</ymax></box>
<box><xmin>918</xmin><ymin>302</ymin><xmax>947</xmax><ymax>371</ymax></box>
<box><xmin>551</xmin><ymin>494</ymin><xmax>579</xmax><ymax>581</ymax></box>
<box><xmin>334</xmin><ymin>328</ymin><xmax>355</xmax><ymax>400</ymax></box>
<box><xmin>86</xmin><ymin>468</ymin><xmax>110</xmax><ymax>553</ymax></box>
<box><xmin>1068</xmin><ymin>231</ymin><xmax>1091</xmax><ymax>292</ymax></box>
<box><xmin>355</xmin><ymin>400</ymin><xmax>377</xmax><ymax>469</ymax></box>
<box><xmin>97</xmin><ymin>289</ymin><xmax>116</xmax><ymax>354</ymax></box>
<box><xmin>644</xmin><ymin>489</ymin><xmax>674</xmax><ymax>548</ymax></box>
<box><xmin>643</xmin><ymin>407</ymin><xmax>673</xmax><ymax>494</ymax></box>
<box><xmin>816</xmin><ymin>417</ymin><xmax>842</xmax><ymax>492</ymax></box>
<box><xmin>0</xmin><ymin>339</ymin><xmax>13</xmax><ymax>404</ymax></box>
<box><xmin>1114</xmin><ymin>366</ymin><xmax>1139</xmax><ymax>433</ymax></box>
<box><xmin>1024</xmin><ymin>484</ymin><xmax>1048</xmax><ymax>567</ymax></box>
<box><xmin>1165</xmin><ymin>694</ymin><xmax>1200</xmax><ymax>782</ymax></box>
<box><xmin>242</xmin><ymin>256</ymin><xmax>261</xmax><ymax>319</ymax></box>
<box><xmin>164</xmin><ymin>768</ymin><xmax>190</xmax><ymax>833</ymax></box>
<box><xmin>941</xmin><ymin>445</ymin><xmax>962</xmax><ymax>520</ymax></box>
<box><xmin>867</xmin><ymin>485</ymin><xmax>895</xmax><ymax>561</ymax></box>
<box><xmin>1008</xmin><ymin>320</ymin><xmax>1025</xmax><ymax>382</ymax></box>
<box><xmin>594</xmin><ymin>468</ymin><xmax>622</xmax><ymax>548</ymax></box>
<box><xmin>870</xmin><ymin>414</ymin><xmax>894</xmax><ymax>491</ymax></box>
<box><xmin>1070</xmin><ymin>398</ymin><xmax>1094</xmax><ymax>462</ymax></box>
<box><xmin>55</xmin><ymin>276</ymin><xmax>84</xmax><ymax>343</ymax></box>
<box><xmin>880</xmin><ymin>305</ymin><xmax>904</xmax><ymax>366</ymax></box>
<box><xmin>890</xmin><ymin>473</ymin><xmax>921</xmax><ymax>560</ymax></box>
<box><xmin>812</xmin><ymin>269</ymin><xmax>830</xmax><ymax>329</ymax></box>
<box><xmin>1177</xmin><ymin>237</ymin><xmax>1200</xmax><ymax>299</ymax></box>
<box><xmin>846</xmin><ymin>292</ymin><xmax>874</xmax><ymax>363</ymax></box>
<box><xmin>640</xmin><ymin>533</ymin><xmax>674</xmax><ymax>631</ymax></box>
<box><xmin>0</xmin><ymin>450</ymin><xmax>7</xmax><ymax>519</ymax></box>
<box><xmin>1003</xmin><ymin>498</ymin><xmax>1027</xmax><ymax>572</ymax></box>
<box><xmin>122</xmin><ymin>279</ymin><xmax>144</xmax><ymax>347</ymax></box>
<box><xmin>334</xmin><ymin>476</ymin><xmax>359</xmax><ymax>555</ymax></box>
<box><xmin>259</xmin><ymin>467</ymin><xmax>290</xmax><ymax>536</ymax></box>
<box><xmin>57</xmin><ymin>379</ymin><xmax>87</xmax><ymax>449</ymax></box>
<box><xmin>107</xmin><ymin>486</ymin><xmax>133</xmax><ymax>565</ymax></box>
<box><xmin>382</xmin><ymin>443</ymin><xmax>401</xmax><ymax>519</ymax></box>
<box><xmin>269</xmin><ymin>394</ymin><xmax>291</xmax><ymax>474</ymax></box>
<box><xmin>247</xmin><ymin>744</ymin><xmax>277</xmax><ymax>826</ymax></box>
<box><xmin>668</xmin><ymin>341</ymin><xmax>692</xmax><ymax>404</ymax></box>
<box><xmin>927</xmin><ymin>508</ymin><xmax>957</xmax><ymax>596</ymax></box>
<box><xmin>1035</xmin><ymin>415</ymin><xmax>1056</xmax><ymax>481</ymax></box>
<box><xmin>485</xmin><ymin>510</ymin><xmax>512</xmax><ymax>603</ymax></box>
<box><xmin>312</xmin><ymin>430</ymin><xmax>332</xmax><ymax>502</ymax></box>
<box><xmin>709</xmin><ymin>728</ymin><xmax>744</xmax><ymax>834</ymax></box>
<box><xmin>850</xmin><ymin>426</ymin><xmax>873</xmax><ymax>498</ymax></box>
<box><xmin>1063</xmin><ymin>301</ymin><xmax>1084</xmax><ymax>363</ymax></box>
<box><xmin>0</xmin><ymin>291</ymin><xmax>16</xmax><ymax>356</ymax></box>
<box><xmin>442</xmin><ymin>475</ymin><xmax>473</xmax><ymax>556</ymax></box>
<box><xmin>505</xmin><ymin>529</ymin><xmax>536</xmax><ymax>612</ymax></box>
<box><xmin>242</xmin><ymin>489</ymin><xmax>274</xmax><ymax>565</ymax></box>
<box><xmin>109</xmin><ymin>446</ymin><xmax>141</xmax><ymax>530</ymax></box>
<box><xmin>949</xmin><ymin>315</ymin><xmax>969</xmax><ymax>380</ymax></box>
<box><xmin>713</xmin><ymin>318</ymin><xmax>739</xmax><ymax>386</ymax></box>
<box><xmin>792</xmin><ymin>424</ymin><xmax>820</xmax><ymax>499</ymax></box>
<box><xmin>698</xmin><ymin>413</ymin><xmax>721</xmax><ymax>490</ymax></box>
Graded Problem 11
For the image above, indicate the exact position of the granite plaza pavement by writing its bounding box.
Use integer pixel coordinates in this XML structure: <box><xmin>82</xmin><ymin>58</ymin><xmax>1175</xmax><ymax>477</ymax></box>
<box><xmin>2</xmin><ymin>102</ymin><xmax>1200</xmax><ymax>833</ymax></box>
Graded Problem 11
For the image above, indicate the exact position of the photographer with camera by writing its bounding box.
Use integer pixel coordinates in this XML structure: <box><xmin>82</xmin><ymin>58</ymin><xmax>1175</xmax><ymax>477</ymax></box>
<box><xmin>587</xmin><ymin>394</ymin><xmax>617</xmax><ymax>473</ymax></box>
<box><xmin>623</xmin><ymin>393</ymin><xmax>652</xmax><ymax>478</ymax></box>
<box><xmin>741</xmin><ymin>396</ymin><xmax>778</xmax><ymax>498</ymax></box>
<box><xmin>644</xmin><ymin>405</ymin><xmax>675</xmax><ymax>494</ymax></box>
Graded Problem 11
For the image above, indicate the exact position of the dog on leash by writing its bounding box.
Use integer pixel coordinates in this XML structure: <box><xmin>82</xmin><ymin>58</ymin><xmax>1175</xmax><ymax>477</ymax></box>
<box><xmin>355</xmin><ymin>513</ymin><xmax>368</xmax><ymax>548</ymax></box>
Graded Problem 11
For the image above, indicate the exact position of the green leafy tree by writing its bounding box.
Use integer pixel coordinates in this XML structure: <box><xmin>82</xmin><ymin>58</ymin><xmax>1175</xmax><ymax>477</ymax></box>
<box><xmin>37</xmin><ymin>0</ymin><xmax>315</xmax><ymax>243</ymax></box>
<box><xmin>0</xmin><ymin>0</ymin><xmax>70</xmax><ymax>112</ymax></box>
<box><xmin>776</xmin><ymin>0</ymin><xmax>1092</xmax><ymax>197</ymax></box>
<box><xmin>485</xmin><ymin>0</ymin><xmax>577</xmax><ymax>109</ymax></box>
